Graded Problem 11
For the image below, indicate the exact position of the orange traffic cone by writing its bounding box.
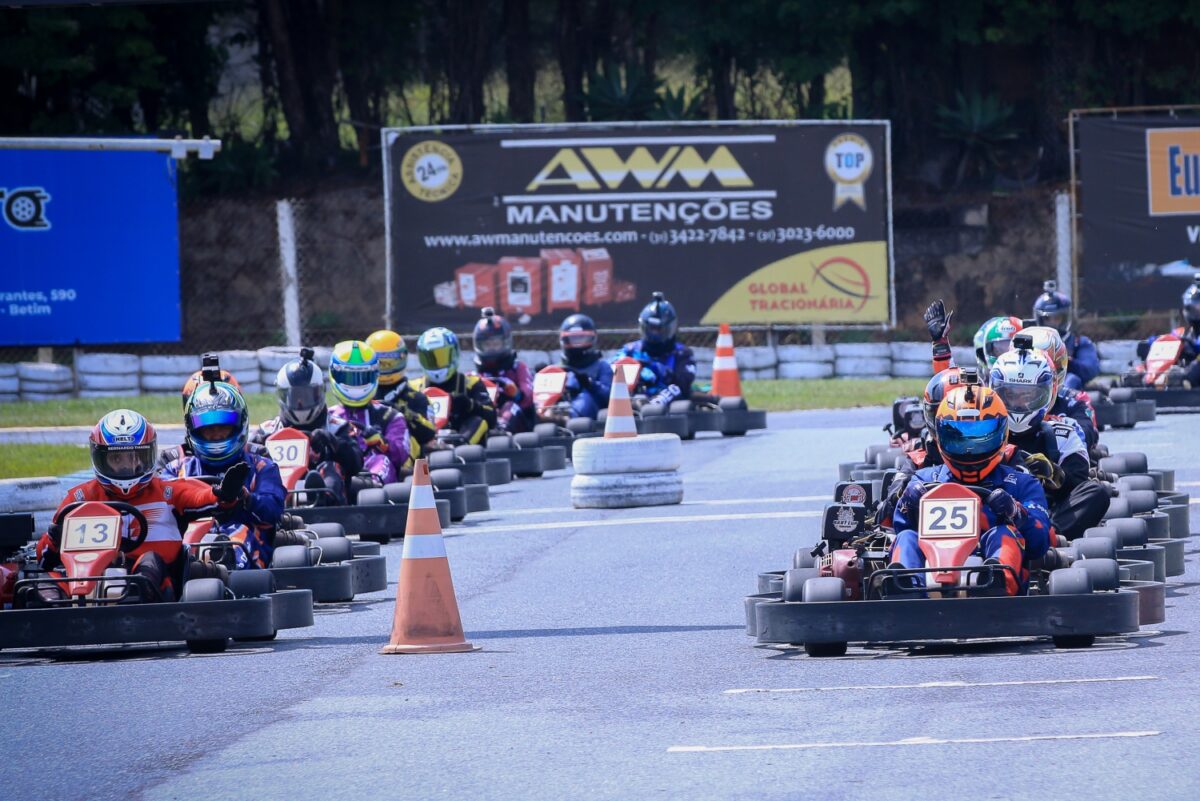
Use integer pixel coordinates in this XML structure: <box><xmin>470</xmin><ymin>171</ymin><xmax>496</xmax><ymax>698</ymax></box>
<box><xmin>710</xmin><ymin>323</ymin><xmax>742</xmax><ymax>398</ymax></box>
<box><xmin>604</xmin><ymin>365</ymin><xmax>638</xmax><ymax>439</ymax></box>
<box><xmin>381</xmin><ymin>459</ymin><xmax>478</xmax><ymax>654</ymax></box>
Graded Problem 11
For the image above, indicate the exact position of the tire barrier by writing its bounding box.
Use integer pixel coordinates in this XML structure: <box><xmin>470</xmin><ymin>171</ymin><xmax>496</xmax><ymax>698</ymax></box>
<box><xmin>778</xmin><ymin>361</ymin><xmax>834</xmax><ymax>380</ymax></box>
<box><xmin>0</xmin><ymin>363</ymin><xmax>15</xmax><ymax>403</ymax></box>
<box><xmin>890</xmin><ymin>360</ymin><xmax>931</xmax><ymax>378</ymax></box>
<box><xmin>570</xmin><ymin>470</ymin><xmax>684</xmax><ymax>509</ymax></box>
<box><xmin>835</xmin><ymin>357</ymin><xmax>891</xmax><ymax>378</ymax></box>
<box><xmin>572</xmin><ymin>432</ymin><xmax>682</xmax><ymax>475</ymax></box>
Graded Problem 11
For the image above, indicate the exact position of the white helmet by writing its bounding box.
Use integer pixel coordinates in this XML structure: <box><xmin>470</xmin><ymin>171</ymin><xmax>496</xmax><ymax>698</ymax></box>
<box><xmin>989</xmin><ymin>343</ymin><xmax>1055</xmax><ymax>433</ymax></box>
<box><xmin>275</xmin><ymin>349</ymin><xmax>326</xmax><ymax>427</ymax></box>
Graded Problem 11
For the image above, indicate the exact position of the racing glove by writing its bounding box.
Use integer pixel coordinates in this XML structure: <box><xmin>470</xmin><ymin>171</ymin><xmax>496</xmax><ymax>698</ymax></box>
<box><xmin>309</xmin><ymin>428</ymin><xmax>336</xmax><ymax>462</ymax></box>
<box><xmin>46</xmin><ymin>521</ymin><xmax>63</xmax><ymax>549</ymax></box>
<box><xmin>216</xmin><ymin>461</ymin><xmax>251</xmax><ymax>504</ymax></box>
<box><xmin>362</xmin><ymin>426</ymin><xmax>387</xmax><ymax>453</ymax></box>
<box><xmin>1022</xmin><ymin>452</ymin><xmax>1064</xmax><ymax>492</ymax></box>
<box><xmin>896</xmin><ymin>479</ymin><xmax>930</xmax><ymax>520</ymax></box>
<box><xmin>923</xmin><ymin>299</ymin><xmax>954</xmax><ymax>343</ymax></box>
<box><xmin>986</xmin><ymin>488</ymin><xmax>1027</xmax><ymax>528</ymax></box>
<box><xmin>572</xmin><ymin>371</ymin><xmax>591</xmax><ymax>390</ymax></box>
<box><xmin>1136</xmin><ymin>341</ymin><xmax>1151</xmax><ymax>360</ymax></box>
<box><xmin>495</xmin><ymin>377</ymin><xmax>519</xmax><ymax>399</ymax></box>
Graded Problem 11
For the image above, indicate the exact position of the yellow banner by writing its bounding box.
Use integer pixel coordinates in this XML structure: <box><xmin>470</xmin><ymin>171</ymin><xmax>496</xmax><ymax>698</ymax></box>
<box><xmin>700</xmin><ymin>241</ymin><xmax>889</xmax><ymax>324</ymax></box>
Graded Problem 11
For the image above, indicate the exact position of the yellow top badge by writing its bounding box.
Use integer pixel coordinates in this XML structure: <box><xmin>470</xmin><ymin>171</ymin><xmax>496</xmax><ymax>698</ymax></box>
<box><xmin>825</xmin><ymin>134</ymin><xmax>873</xmax><ymax>210</ymax></box>
<box><xmin>401</xmin><ymin>140</ymin><xmax>463</xmax><ymax>202</ymax></box>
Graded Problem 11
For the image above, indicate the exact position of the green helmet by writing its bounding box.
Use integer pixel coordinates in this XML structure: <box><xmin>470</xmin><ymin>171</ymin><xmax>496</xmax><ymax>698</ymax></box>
<box><xmin>975</xmin><ymin>316</ymin><xmax>1024</xmax><ymax>378</ymax></box>
<box><xmin>417</xmin><ymin>327</ymin><xmax>460</xmax><ymax>384</ymax></box>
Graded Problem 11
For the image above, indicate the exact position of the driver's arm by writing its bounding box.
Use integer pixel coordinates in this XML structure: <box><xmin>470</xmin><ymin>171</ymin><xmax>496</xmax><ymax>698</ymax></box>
<box><xmin>1069</xmin><ymin>336</ymin><xmax>1099</xmax><ymax>385</ymax></box>
<box><xmin>1012</xmin><ymin>474</ymin><xmax>1052</xmax><ymax>560</ymax></box>
<box><xmin>242</xmin><ymin>457</ymin><xmax>285</xmax><ymax>526</ymax></box>
<box><xmin>165</xmin><ymin>476</ymin><xmax>226</xmax><ymax>515</ymax></box>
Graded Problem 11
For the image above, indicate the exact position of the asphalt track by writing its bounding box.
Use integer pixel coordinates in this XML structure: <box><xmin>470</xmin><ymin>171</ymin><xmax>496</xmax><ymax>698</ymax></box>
<box><xmin>3</xmin><ymin>407</ymin><xmax>1198</xmax><ymax>801</ymax></box>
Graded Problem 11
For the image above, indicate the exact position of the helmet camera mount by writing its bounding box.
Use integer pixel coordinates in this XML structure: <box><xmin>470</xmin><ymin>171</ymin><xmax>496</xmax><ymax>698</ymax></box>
<box><xmin>200</xmin><ymin>353</ymin><xmax>221</xmax><ymax>394</ymax></box>
<box><xmin>299</xmin><ymin>346</ymin><xmax>314</xmax><ymax>365</ymax></box>
<box><xmin>1011</xmin><ymin>333</ymin><xmax>1034</xmax><ymax>352</ymax></box>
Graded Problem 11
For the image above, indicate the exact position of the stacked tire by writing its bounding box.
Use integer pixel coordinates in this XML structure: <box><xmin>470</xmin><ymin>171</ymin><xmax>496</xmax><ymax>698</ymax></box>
<box><xmin>75</xmin><ymin>353</ymin><xmax>139</xmax><ymax>399</ymax></box>
<box><xmin>0</xmin><ymin>363</ymin><xmax>17</xmax><ymax>403</ymax></box>
<box><xmin>18</xmin><ymin>362</ymin><xmax>74</xmax><ymax>402</ymax></box>
<box><xmin>214</xmin><ymin>350</ymin><xmax>262</xmax><ymax>395</ymax></box>
<box><xmin>140</xmin><ymin>354</ymin><xmax>199</xmax><ymax>396</ymax></box>
<box><xmin>570</xmin><ymin>433</ymin><xmax>683</xmax><ymax>509</ymax></box>
<box><xmin>257</xmin><ymin>347</ymin><xmax>331</xmax><ymax>392</ymax></box>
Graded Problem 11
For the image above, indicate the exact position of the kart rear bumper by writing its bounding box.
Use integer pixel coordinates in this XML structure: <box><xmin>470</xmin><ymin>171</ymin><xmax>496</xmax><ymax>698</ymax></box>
<box><xmin>269</xmin><ymin>555</ymin><xmax>387</xmax><ymax>602</ymax></box>
<box><xmin>0</xmin><ymin>590</ymin><xmax>313</xmax><ymax>650</ymax></box>
<box><xmin>1132</xmin><ymin>387</ymin><xmax>1200</xmax><ymax>413</ymax></box>
<box><xmin>290</xmin><ymin>501</ymin><xmax>450</xmax><ymax>539</ymax></box>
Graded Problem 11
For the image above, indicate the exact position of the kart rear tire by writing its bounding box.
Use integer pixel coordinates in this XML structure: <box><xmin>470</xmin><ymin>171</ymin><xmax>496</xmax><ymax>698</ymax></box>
<box><xmin>356</xmin><ymin>488</ymin><xmax>387</xmax><ymax>506</ymax></box>
<box><xmin>1102</xmin><ymin>497</ymin><xmax>1131</xmax><ymax>521</ymax></box>
<box><xmin>302</xmin><ymin>522</ymin><xmax>346</xmax><ymax>539</ymax></box>
<box><xmin>384</xmin><ymin>482</ymin><xmax>410</xmax><ymax>503</ymax></box>
<box><xmin>1073</xmin><ymin>537</ymin><xmax>1116</xmax><ymax>560</ymax></box>
<box><xmin>182</xmin><ymin>577</ymin><xmax>227</xmax><ymax>602</ymax></box>
<box><xmin>272</xmin><ymin>544</ymin><xmax>312</xmax><ymax>569</ymax></box>
<box><xmin>484</xmin><ymin>459</ymin><xmax>512</xmax><ymax>485</ymax></box>
<box><xmin>1113</xmin><ymin>451</ymin><xmax>1148</xmax><ymax>474</ymax></box>
<box><xmin>1108</xmin><ymin>388</ymin><xmax>1136</xmax><ymax>404</ymax></box>
<box><xmin>534</xmin><ymin>422</ymin><xmax>559</xmax><ymax>438</ymax></box>
<box><xmin>1098</xmin><ymin>456</ymin><xmax>1128</xmax><ymax>476</ymax></box>
<box><xmin>430</xmin><ymin>468</ymin><xmax>463</xmax><ymax>489</ymax></box>
<box><xmin>1074</xmin><ymin>557</ymin><xmax>1120</xmax><ymax>592</ymax></box>
<box><xmin>428</xmin><ymin>450</ymin><xmax>459</xmax><ymax>470</ymax></box>
<box><xmin>228</xmin><ymin>569</ymin><xmax>276</xmax><ymax>598</ymax></box>
<box><xmin>541</xmin><ymin>445</ymin><xmax>568</xmax><ymax>471</ymax></box>
<box><xmin>567</xmin><ymin>417</ymin><xmax>597</xmax><ymax>435</ymax></box>
<box><xmin>793</xmin><ymin>548</ymin><xmax>818</xmax><ymax>569</ymax></box>
<box><xmin>782</xmin><ymin>568</ymin><xmax>821</xmax><ymax>603</ymax></box>
<box><xmin>1116</xmin><ymin>475</ymin><xmax>1156</xmax><ymax>493</ymax></box>
<box><xmin>718</xmin><ymin>396</ymin><xmax>748</xmax><ymax>411</ymax></box>
<box><xmin>513</xmin><ymin>432</ymin><xmax>541</xmax><ymax>449</ymax></box>
<box><xmin>801</xmin><ymin>578</ymin><xmax>848</xmax><ymax>657</ymax></box>
<box><xmin>1101</xmin><ymin>518</ymin><xmax>1149</xmax><ymax>547</ymax></box>
<box><xmin>314</xmin><ymin>537</ymin><xmax>353</xmax><ymax>564</ymax></box>
<box><xmin>864</xmin><ymin>444</ymin><xmax>888</xmax><ymax>462</ymax></box>
<box><xmin>1121</xmin><ymin>490</ymin><xmax>1159</xmax><ymax>515</ymax></box>
<box><xmin>1048</xmin><ymin>567</ymin><xmax>1092</xmax><ymax>595</ymax></box>
<box><xmin>455</xmin><ymin>444</ymin><xmax>486</xmax><ymax>462</ymax></box>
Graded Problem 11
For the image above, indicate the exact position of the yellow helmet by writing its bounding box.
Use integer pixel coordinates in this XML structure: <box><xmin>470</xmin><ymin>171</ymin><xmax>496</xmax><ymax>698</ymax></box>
<box><xmin>366</xmin><ymin>329</ymin><xmax>407</xmax><ymax>387</ymax></box>
<box><xmin>329</xmin><ymin>340</ymin><xmax>379</xmax><ymax>407</ymax></box>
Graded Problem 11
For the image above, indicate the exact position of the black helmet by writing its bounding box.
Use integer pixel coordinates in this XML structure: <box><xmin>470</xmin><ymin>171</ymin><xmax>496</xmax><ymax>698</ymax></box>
<box><xmin>638</xmin><ymin>291</ymin><xmax>678</xmax><ymax>354</ymax></box>
<box><xmin>560</xmin><ymin>313</ymin><xmax>599</xmax><ymax>368</ymax></box>
<box><xmin>1184</xmin><ymin>273</ymin><xmax>1200</xmax><ymax>327</ymax></box>
<box><xmin>472</xmin><ymin>307</ymin><xmax>515</xmax><ymax>372</ymax></box>
<box><xmin>1033</xmin><ymin>279</ymin><xmax>1072</xmax><ymax>337</ymax></box>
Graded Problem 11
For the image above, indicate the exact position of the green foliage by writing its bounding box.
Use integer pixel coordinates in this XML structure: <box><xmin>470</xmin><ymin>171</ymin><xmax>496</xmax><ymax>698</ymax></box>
<box><xmin>179</xmin><ymin>136</ymin><xmax>279</xmax><ymax>199</ymax></box>
<box><xmin>582</xmin><ymin>64</ymin><xmax>663</xmax><ymax>121</ymax></box>
<box><xmin>934</xmin><ymin>91</ymin><xmax>1020</xmax><ymax>187</ymax></box>
<box><xmin>650</xmin><ymin>86</ymin><xmax>706</xmax><ymax>120</ymax></box>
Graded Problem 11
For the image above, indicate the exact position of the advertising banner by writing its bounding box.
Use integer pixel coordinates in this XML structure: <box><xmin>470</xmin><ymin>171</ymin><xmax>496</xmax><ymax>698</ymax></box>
<box><xmin>384</xmin><ymin>122</ymin><xmax>893</xmax><ymax>331</ymax></box>
<box><xmin>0</xmin><ymin>149</ymin><xmax>181</xmax><ymax>345</ymax></box>
<box><xmin>1078</xmin><ymin>114</ymin><xmax>1200</xmax><ymax>312</ymax></box>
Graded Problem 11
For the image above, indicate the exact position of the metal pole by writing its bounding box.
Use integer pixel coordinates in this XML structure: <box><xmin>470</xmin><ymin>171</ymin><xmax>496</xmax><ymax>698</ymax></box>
<box><xmin>1054</xmin><ymin>192</ymin><xmax>1072</xmax><ymax>297</ymax></box>
<box><xmin>381</xmin><ymin>129</ymin><xmax>396</xmax><ymax>330</ymax></box>
<box><xmin>275</xmin><ymin>199</ymin><xmax>302</xmax><ymax>347</ymax></box>
<box><xmin>0</xmin><ymin>136</ymin><xmax>220</xmax><ymax>160</ymax></box>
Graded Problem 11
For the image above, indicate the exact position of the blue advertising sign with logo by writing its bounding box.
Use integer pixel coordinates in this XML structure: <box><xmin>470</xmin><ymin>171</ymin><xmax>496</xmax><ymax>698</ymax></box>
<box><xmin>0</xmin><ymin>149</ymin><xmax>180</xmax><ymax>345</ymax></box>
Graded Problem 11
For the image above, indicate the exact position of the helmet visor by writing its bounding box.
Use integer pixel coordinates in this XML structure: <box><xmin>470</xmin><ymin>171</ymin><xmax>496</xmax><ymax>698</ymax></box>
<box><xmin>188</xmin><ymin>408</ymin><xmax>242</xmax><ymax>431</ymax></box>
<box><xmin>935</xmin><ymin>417</ymin><xmax>1007</xmax><ymax>458</ymax></box>
<box><xmin>476</xmin><ymin>335</ymin><xmax>509</xmax><ymax>355</ymax></box>
<box><xmin>985</xmin><ymin>338</ymin><xmax>1012</xmax><ymax>360</ymax></box>
<box><xmin>330</xmin><ymin>364</ymin><xmax>377</xmax><ymax>387</ymax></box>
<box><xmin>992</xmin><ymin>380</ymin><xmax>1052</xmax><ymax>415</ymax></box>
<box><xmin>419</xmin><ymin>345</ymin><xmax>454</xmax><ymax>370</ymax></box>
<box><xmin>641</xmin><ymin>317</ymin><xmax>673</xmax><ymax>343</ymax></box>
<box><xmin>1037</xmin><ymin>309</ymin><xmax>1070</xmax><ymax>332</ymax></box>
<box><xmin>92</xmin><ymin>444</ymin><xmax>156</xmax><ymax>481</ymax></box>
<box><xmin>278</xmin><ymin>384</ymin><xmax>325</xmax><ymax>415</ymax></box>
<box><xmin>374</xmin><ymin>349</ymin><xmax>405</xmax><ymax>376</ymax></box>
<box><xmin>561</xmin><ymin>330</ymin><xmax>597</xmax><ymax>350</ymax></box>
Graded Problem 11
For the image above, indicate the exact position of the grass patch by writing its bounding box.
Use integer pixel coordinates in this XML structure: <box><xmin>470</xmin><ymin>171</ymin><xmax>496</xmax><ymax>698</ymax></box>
<box><xmin>0</xmin><ymin>393</ymin><xmax>279</xmax><ymax>428</ymax></box>
<box><xmin>0</xmin><ymin>444</ymin><xmax>90</xmax><ymax>479</ymax></box>
<box><xmin>741</xmin><ymin>379</ymin><xmax>927</xmax><ymax>411</ymax></box>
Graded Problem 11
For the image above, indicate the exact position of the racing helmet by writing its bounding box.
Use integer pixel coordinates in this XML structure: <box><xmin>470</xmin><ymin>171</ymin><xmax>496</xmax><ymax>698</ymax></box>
<box><xmin>329</xmin><ymin>340</ymin><xmax>379</xmax><ymax>408</ymax></box>
<box><xmin>473</xmin><ymin>307</ymin><xmax>515</xmax><ymax>372</ymax></box>
<box><xmin>638</xmin><ymin>291</ymin><xmax>678</xmax><ymax>355</ymax></box>
<box><xmin>977</xmin><ymin>316</ymin><xmax>1024</xmax><ymax>376</ymax></box>
<box><xmin>417</xmin><ymin>327</ymin><xmax>460</xmax><ymax>384</ymax></box>
<box><xmin>989</xmin><ymin>344</ymin><xmax>1055</xmax><ymax>434</ymax></box>
<box><xmin>972</xmin><ymin>318</ymin><xmax>999</xmax><ymax>376</ymax></box>
<box><xmin>1033</xmin><ymin>280</ymin><xmax>1072</xmax><ymax>337</ymax></box>
<box><xmin>184</xmin><ymin>381</ymin><xmax>249</xmax><ymax>467</ymax></box>
<box><xmin>1020</xmin><ymin>326</ymin><xmax>1068</xmax><ymax>395</ymax></box>
<box><xmin>275</xmin><ymin>349</ymin><xmax>326</xmax><ymax>427</ymax></box>
<box><xmin>935</xmin><ymin>384</ymin><xmax>1009</xmax><ymax>484</ymax></box>
<box><xmin>560</xmin><ymin>313</ymin><xmax>600</xmax><ymax>368</ymax></box>
<box><xmin>181</xmin><ymin>361</ymin><xmax>241</xmax><ymax>410</ymax></box>
<box><xmin>366</xmin><ymin>330</ymin><xmax>408</xmax><ymax>387</ymax></box>
<box><xmin>90</xmin><ymin>409</ymin><xmax>158</xmax><ymax>498</ymax></box>
<box><xmin>922</xmin><ymin>367</ymin><xmax>962</xmax><ymax>431</ymax></box>
<box><xmin>1183</xmin><ymin>273</ymin><xmax>1200</xmax><ymax>327</ymax></box>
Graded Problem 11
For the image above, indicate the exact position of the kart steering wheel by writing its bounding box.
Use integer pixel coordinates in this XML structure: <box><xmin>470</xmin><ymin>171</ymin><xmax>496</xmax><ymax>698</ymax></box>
<box><xmin>52</xmin><ymin>500</ymin><xmax>150</xmax><ymax>554</ymax></box>
<box><xmin>919</xmin><ymin>481</ymin><xmax>994</xmax><ymax>500</ymax></box>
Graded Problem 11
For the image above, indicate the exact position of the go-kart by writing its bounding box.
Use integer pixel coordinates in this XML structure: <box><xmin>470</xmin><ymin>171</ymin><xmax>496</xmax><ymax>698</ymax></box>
<box><xmin>0</xmin><ymin>501</ymin><xmax>313</xmax><ymax>653</ymax></box>
<box><xmin>606</xmin><ymin>357</ymin><xmax>765</xmax><ymax>439</ymax></box>
<box><xmin>1120</xmin><ymin>334</ymin><xmax>1200</xmax><ymax>412</ymax></box>
<box><xmin>184</xmin><ymin>509</ymin><xmax>386</xmax><ymax>604</ymax></box>
<box><xmin>532</xmin><ymin>365</ymin><xmax>603</xmax><ymax>445</ymax></box>
<box><xmin>260</xmin><ymin>426</ymin><xmax>431</xmax><ymax>544</ymax></box>
<box><xmin>746</xmin><ymin>482</ymin><xmax>1157</xmax><ymax>657</ymax></box>
<box><xmin>0</xmin><ymin>512</ymin><xmax>36</xmax><ymax>607</ymax></box>
<box><xmin>424</xmin><ymin>386</ymin><xmax>564</xmax><ymax>478</ymax></box>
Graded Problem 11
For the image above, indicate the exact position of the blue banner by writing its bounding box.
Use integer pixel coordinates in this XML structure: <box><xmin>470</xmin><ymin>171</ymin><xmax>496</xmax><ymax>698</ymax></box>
<box><xmin>0</xmin><ymin>149</ymin><xmax>181</xmax><ymax>345</ymax></box>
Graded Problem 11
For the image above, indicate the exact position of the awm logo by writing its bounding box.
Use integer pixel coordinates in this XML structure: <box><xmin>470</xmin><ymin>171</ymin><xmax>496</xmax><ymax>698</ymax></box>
<box><xmin>526</xmin><ymin>146</ymin><xmax>753</xmax><ymax>192</ymax></box>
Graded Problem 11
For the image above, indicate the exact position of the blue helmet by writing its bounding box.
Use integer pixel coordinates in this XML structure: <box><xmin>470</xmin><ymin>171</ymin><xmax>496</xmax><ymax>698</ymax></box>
<box><xmin>638</xmin><ymin>291</ymin><xmax>677</xmax><ymax>353</ymax></box>
<box><xmin>1033</xmin><ymin>279</ymin><xmax>1072</xmax><ymax>337</ymax></box>
<box><xmin>184</xmin><ymin>381</ymin><xmax>248</xmax><ymax>468</ymax></box>
<box><xmin>1183</xmin><ymin>273</ymin><xmax>1200</xmax><ymax>326</ymax></box>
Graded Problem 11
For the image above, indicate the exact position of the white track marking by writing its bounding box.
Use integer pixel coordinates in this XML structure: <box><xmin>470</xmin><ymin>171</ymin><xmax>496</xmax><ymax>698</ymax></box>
<box><xmin>667</xmin><ymin>731</ymin><xmax>1161</xmax><ymax>753</ymax></box>
<box><xmin>724</xmin><ymin>675</ymin><xmax>1159</xmax><ymax>694</ymax></box>
<box><xmin>455</xmin><ymin>509</ymin><xmax>822</xmax><ymax>534</ymax></box>
<box><xmin>479</xmin><ymin>495</ymin><xmax>828</xmax><ymax>518</ymax></box>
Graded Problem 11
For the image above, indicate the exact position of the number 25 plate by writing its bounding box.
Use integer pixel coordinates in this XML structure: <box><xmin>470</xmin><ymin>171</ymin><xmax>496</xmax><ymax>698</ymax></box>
<box><xmin>919</xmin><ymin>494</ymin><xmax>980</xmax><ymax>539</ymax></box>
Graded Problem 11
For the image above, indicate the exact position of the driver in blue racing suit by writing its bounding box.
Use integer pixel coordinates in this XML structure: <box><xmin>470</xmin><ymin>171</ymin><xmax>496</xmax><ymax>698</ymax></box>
<box><xmin>559</xmin><ymin>313</ymin><xmax>613</xmax><ymax>419</ymax></box>
<box><xmin>617</xmin><ymin>291</ymin><xmax>696</xmax><ymax>405</ymax></box>
<box><xmin>1033</xmin><ymin>280</ymin><xmax>1099</xmax><ymax>390</ymax></box>
<box><xmin>889</xmin><ymin>383</ymin><xmax>1051</xmax><ymax>596</ymax></box>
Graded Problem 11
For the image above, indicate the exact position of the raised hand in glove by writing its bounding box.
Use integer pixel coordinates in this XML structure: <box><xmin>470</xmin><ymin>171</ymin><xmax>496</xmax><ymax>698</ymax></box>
<box><xmin>1023</xmin><ymin>451</ymin><xmax>1064</xmax><ymax>491</ymax></box>
<box><xmin>216</xmin><ymin>461</ymin><xmax>251</xmax><ymax>504</ymax></box>
<box><xmin>309</xmin><ymin>428</ymin><xmax>336</xmax><ymax>462</ymax></box>
<box><xmin>495</xmin><ymin>376</ymin><xmax>519</xmax><ymax>398</ymax></box>
<box><xmin>923</xmin><ymin>299</ymin><xmax>954</xmax><ymax>344</ymax></box>
<box><xmin>362</xmin><ymin>426</ymin><xmax>387</xmax><ymax>453</ymax></box>
<box><xmin>987</xmin><ymin>488</ymin><xmax>1027</xmax><ymax>528</ymax></box>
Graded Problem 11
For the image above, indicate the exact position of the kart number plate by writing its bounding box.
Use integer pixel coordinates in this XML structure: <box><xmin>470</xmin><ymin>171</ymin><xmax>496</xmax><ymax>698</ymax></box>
<box><xmin>62</xmin><ymin>514</ymin><xmax>122</xmax><ymax>552</ymax></box>
<box><xmin>267</xmin><ymin>439</ymin><xmax>309</xmax><ymax>468</ymax></box>
<box><xmin>919</xmin><ymin>496</ymin><xmax>979</xmax><ymax>539</ymax></box>
<box><xmin>1147</xmin><ymin>338</ymin><xmax>1181</xmax><ymax>364</ymax></box>
<box><xmin>534</xmin><ymin>371</ymin><xmax>567</xmax><ymax>394</ymax></box>
<box><xmin>428</xmin><ymin>394</ymin><xmax>451</xmax><ymax>426</ymax></box>
<box><xmin>484</xmin><ymin>380</ymin><xmax>498</xmax><ymax>404</ymax></box>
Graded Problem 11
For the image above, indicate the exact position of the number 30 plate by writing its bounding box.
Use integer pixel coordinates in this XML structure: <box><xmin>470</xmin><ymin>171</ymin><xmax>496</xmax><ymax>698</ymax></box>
<box><xmin>919</xmin><ymin>496</ymin><xmax>980</xmax><ymax>539</ymax></box>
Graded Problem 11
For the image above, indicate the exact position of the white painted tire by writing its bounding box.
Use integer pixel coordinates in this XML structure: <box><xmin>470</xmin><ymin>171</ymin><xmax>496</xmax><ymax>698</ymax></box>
<box><xmin>78</xmin><ymin>372</ymin><xmax>138</xmax><ymax>391</ymax></box>
<box><xmin>833</xmin><ymin>342</ymin><xmax>889</xmax><ymax>358</ymax></box>
<box><xmin>0</xmin><ymin>393</ymin><xmax>18</xmax><ymax>404</ymax></box>
<box><xmin>75</xmin><ymin>353</ymin><xmax>140</xmax><ymax>375</ymax></box>
<box><xmin>258</xmin><ymin>347</ymin><xmax>332</xmax><ymax>372</ymax></box>
<box><xmin>691</xmin><ymin>346</ymin><xmax>714</xmax><ymax>365</ymax></box>
<box><xmin>745</xmin><ymin>367</ymin><xmax>776</xmax><ymax>381</ymax></box>
<box><xmin>835</xmin><ymin>357</ymin><xmax>891</xmax><ymax>377</ymax></box>
<box><xmin>79</xmin><ymin>389</ymin><xmax>135</xmax><ymax>398</ymax></box>
<box><xmin>141</xmin><ymin>372</ymin><xmax>192</xmax><ymax>392</ymax></box>
<box><xmin>0</xmin><ymin>376</ymin><xmax>18</xmax><ymax>393</ymax></box>
<box><xmin>21</xmin><ymin>391</ymin><xmax>73</xmax><ymax>401</ymax></box>
<box><xmin>140</xmin><ymin>354</ymin><xmax>199</xmax><ymax>375</ymax></box>
<box><xmin>238</xmin><ymin>382</ymin><xmax>263</xmax><ymax>396</ymax></box>
<box><xmin>952</xmin><ymin>346</ymin><xmax>975</xmax><ymax>366</ymax></box>
<box><xmin>889</xmin><ymin>342</ymin><xmax>929</xmax><ymax>362</ymax></box>
<box><xmin>739</xmin><ymin>346</ymin><xmax>777</xmax><ymax>370</ymax></box>
<box><xmin>778</xmin><ymin>361</ymin><xmax>834</xmax><ymax>379</ymax></box>
<box><xmin>214</xmin><ymin>350</ymin><xmax>259</xmax><ymax>373</ymax></box>
<box><xmin>1099</xmin><ymin>359</ymin><xmax>1128</xmax><ymax>375</ymax></box>
<box><xmin>1098</xmin><ymin>340</ymin><xmax>1139</xmax><ymax>363</ymax></box>
<box><xmin>570</xmin><ymin>471</ymin><xmax>683</xmax><ymax>508</ymax></box>
<box><xmin>0</xmin><ymin>363</ymin><xmax>15</xmax><ymax>378</ymax></box>
<box><xmin>572</xmin><ymin>433</ymin><xmax>682</xmax><ymax>475</ymax></box>
<box><xmin>259</xmin><ymin>369</ymin><xmax>279</xmax><ymax>388</ymax></box>
<box><xmin>17</xmin><ymin>362</ymin><xmax>72</xmax><ymax>382</ymax></box>
<box><xmin>20</xmin><ymin>378</ymin><xmax>73</xmax><ymax>393</ymax></box>
<box><xmin>891</xmin><ymin>360</ymin><xmax>931</xmax><ymax>378</ymax></box>
<box><xmin>776</xmin><ymin>345</ymin><xmax>836</xmax><ymax>363</ymax></box>
<box><xmin>0</xmin><ymin>477</ymin><xmax>62</xmax><ymax>512</ymax></box>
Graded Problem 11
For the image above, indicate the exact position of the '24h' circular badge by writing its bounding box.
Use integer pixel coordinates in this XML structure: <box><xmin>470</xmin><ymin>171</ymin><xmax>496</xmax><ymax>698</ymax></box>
<box><xmin>400</xmin><ymin>140</ymin><xmax>463</xmax><ymax>203</ymax></box>
<box><xmin>824</xmin><ymin>134</ymin><xmax>873</xmax><ymax>210</ymax></box>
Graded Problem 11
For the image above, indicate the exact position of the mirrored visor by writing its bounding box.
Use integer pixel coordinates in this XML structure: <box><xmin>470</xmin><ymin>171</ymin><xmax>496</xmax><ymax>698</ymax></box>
<box><xmin>936</xmin><ymin>417</ymin><xmax>1007</xmax><ymax>457</ymax></box>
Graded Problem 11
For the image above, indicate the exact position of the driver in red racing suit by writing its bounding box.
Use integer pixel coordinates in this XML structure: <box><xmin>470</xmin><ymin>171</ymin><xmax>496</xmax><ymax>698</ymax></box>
<box><xmin>888</xmin><ymin>385</ymin><xmax>1051</xmax><ymax>596</ymax></box>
